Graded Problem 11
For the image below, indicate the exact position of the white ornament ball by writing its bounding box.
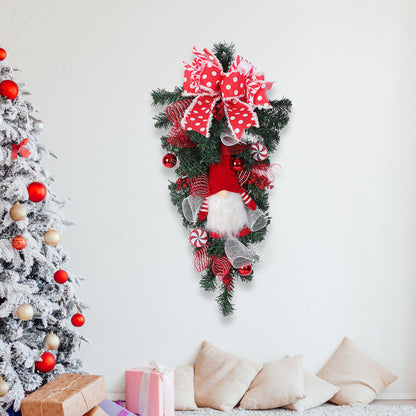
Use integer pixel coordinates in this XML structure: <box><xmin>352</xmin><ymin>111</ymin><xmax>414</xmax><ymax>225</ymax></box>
<box><xmin>0</xmin><ymin>379</ymin><xmax>9</xmax><ymax>397</ymax></box>
<box><xmin>43</xmin><ymin>333</ymin><xmax>60</xmax><ymax>350</ymax></box>
<box><xmin>16</xmin><ymin>303</ymin><xmax>34</xmax><ymax>321</ymax></box>
<box><xmin>9</xmin><ymin>202</ymin><xmax>27</xmax><ymax>221</ymax></box>
<box><xmin>33</xmin><ymin>119</ymin><xmax>44</xmax><ymax>132</ymax></box>
<box><xmin>44</xmin><ymin>229</ymin><xmax>61</xmax><ymax>246</ymax></box>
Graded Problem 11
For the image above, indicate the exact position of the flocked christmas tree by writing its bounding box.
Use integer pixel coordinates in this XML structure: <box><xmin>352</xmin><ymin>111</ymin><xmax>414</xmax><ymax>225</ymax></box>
<box><xmin>153</xmin><ymin>43</ymin><xmax>291</xmax><ymax>316</ymax></box>
<box><xmin>0</xmin><ymin>46</ymin><xmax>85</xmax><ymax>414</ymax></box>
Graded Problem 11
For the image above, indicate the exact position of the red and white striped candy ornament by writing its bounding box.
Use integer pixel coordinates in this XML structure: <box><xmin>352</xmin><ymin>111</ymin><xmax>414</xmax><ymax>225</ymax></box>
<box><xmin>250</xmin><ymin>143</ymin><xmax>268</xmax><ymax>161</ymax></box>
<box><xmin>189</xmin><ymin>228</ymin><xmax>208</xmax><ymax>248</ymax></box>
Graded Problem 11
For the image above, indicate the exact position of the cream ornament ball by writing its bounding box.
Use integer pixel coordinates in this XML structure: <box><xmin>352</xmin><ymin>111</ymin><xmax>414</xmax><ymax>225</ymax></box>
<box><xmin>9</xmin><ymin>201</ymin><xmax>27</xmax><ymax>221</ymax></box>
<box><xmin>16</xmin><ymin>303</ymin><xmax>34</xmax><ymax>321</ymax></box>
<box><xmin>43</xmin><ymin>333</ymin><xmax>60</xmax><ymax>350</ymax></box>
<box><xmin>0</xmin><ymin>378</ymin><xmax>9</xmax><ymax>397</ymax></box>
<box><xmin>44</xmin><ymin>229</ymin><xmax>61</xmax><ymax>246</ymax></box>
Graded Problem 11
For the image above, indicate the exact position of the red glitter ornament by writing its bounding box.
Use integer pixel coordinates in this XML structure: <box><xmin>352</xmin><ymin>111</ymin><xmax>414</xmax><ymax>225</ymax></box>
<box><xmin>71</xmin><ymin>313</ymin><xmax>85</xmax><ymax>327</ymax></box>
<box><xmin>12</xmin><ymin>235</ymin><xmax>26</xmax><ymax>250</ymax></box>
<box><xmin>35</xmin><ymin>351</ymin><xmax>56</xmax><ymax>373</ymax></box>
<box><xmin>0</xmin><ymin>48</ymin><xmax>7</xmax><ymax>61</ymax></box>
<box><xmin>238</xmin><ymin>264</ymin><xmax>253</xmax><ymax>276</ymax></box>
<box><xmin>230</xmin><ymin>157</ymin><xmax>245</xmax><ymax>172</ymax></box>
<box><xmin>0</xmin><ymin>80</ymin><xmax>18</xmax><ymax>100</ymax></box>
<box><xmin>54</xmin><ymin>269</ymin><xmax>68</xmax><ymax>284</ymax></box>
<box><xmin>27</xmin><ymin>182</ymin><xmax>47</xmax><ymax>202</ymax></box>
<box><xmin>162</xmin><ymin>153</ymin><xmax>177</xmax><ymax>168</ymax></box>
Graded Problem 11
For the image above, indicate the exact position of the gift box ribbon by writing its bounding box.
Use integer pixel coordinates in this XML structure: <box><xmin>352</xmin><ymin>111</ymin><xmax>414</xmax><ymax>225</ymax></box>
<box><xmin>138</xmin><ymin>360</ymin><xmax>173</xmax><ymax>416</ymax></box>
<box><xmin>39</xmin><ymin>374</ymin><xmax>91</xmax><ymax>416</ymax></box>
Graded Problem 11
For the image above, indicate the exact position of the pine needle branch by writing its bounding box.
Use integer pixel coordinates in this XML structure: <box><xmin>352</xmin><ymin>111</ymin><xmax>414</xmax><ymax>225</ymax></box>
<box><xmin>153</xmin><ymin>112</ymin><xmax>171</xmax><ymax>129</ymax></box>
<box><xmin>151</xmin><ymin>87</ymin><xmax>184</xmax><ymax>106</ymax></box>
<box><xmin>216</xmin><ymin>284</ymin><xmax>235</xmax><ymax>316</ymax></box>
<box><xmin>213</xmin><ymin>42</ymin><xmax>235</xmax><ymax>72</ymax></box>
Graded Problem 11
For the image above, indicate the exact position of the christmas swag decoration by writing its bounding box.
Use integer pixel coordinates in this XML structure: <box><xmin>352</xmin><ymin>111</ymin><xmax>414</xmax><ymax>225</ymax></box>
<box><xmin>152</xmin><ymin>43</ymin><xmax>291</xmax><ymax>315</ymax></box>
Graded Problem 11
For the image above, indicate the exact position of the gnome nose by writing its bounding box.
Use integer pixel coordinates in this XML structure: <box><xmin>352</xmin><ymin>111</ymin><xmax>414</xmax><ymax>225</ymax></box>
<box><xmin>218</xmin><ymin>190</ymin><xmax>229</xmax><ymax>198</ymax></box>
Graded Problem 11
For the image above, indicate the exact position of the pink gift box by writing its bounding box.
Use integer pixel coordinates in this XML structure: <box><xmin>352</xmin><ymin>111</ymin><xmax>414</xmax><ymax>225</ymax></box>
<box><xmin>125</xmin><ymin>366</ymin><xmax>174</xmax><ymax>416</ymax></box>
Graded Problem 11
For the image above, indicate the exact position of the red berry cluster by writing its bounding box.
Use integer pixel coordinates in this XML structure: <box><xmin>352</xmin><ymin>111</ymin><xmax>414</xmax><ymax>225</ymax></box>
<box><xmin>248</xmin><ymin>172</ymin><xmax>274</xmax><ymax>190</ymax></box>
<box><xmin>212</xmin><ymin>101</ymin><xmax>225</xmax><ymax>121</ymax></box>
<box><xmin>176</xmin><ymin>177</ymin><xmax>191</xmax><ymax>191</ymax></box>
<box><xmin>222</xmin><ymin>275</ymin><xmax>233</xmax><ymax>291</ymax></box>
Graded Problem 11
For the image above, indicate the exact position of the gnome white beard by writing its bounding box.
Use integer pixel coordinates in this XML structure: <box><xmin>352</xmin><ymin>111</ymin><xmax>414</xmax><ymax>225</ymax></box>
<box><xmin>206</xmin><ymin>191</ymin><xmax>249</xmax><ymax>235</ymax></box>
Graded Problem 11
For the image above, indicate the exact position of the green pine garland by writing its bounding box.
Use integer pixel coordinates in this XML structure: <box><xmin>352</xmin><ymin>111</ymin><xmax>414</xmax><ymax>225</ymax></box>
<box><xmin>152</xmin><ymin>42</ymin><xmax>291</xmax><ymax>316</ymax></box>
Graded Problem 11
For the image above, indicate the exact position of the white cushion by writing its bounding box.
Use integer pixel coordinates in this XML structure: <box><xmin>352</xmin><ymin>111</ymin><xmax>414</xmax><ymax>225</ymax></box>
<box><xmin>239</xmin><ymin>355</ymin><xmax>305</xmax><ymax>409</ymax></box>
<box><xmin>174</xmin><ymin>364</ymin><xmax>198</xmax><ymax>410</ymax></box>
<box><xmin>284</xmin><ymin>370</ymin><xmax>339</xmax><ymax>411</ymax></box>
<box><xmin>194</xmin><ymin>341</ymin><xmax>262</xmax><ymax>411</ymax></box>
<box><xmin>318</xmin><ymin>337</ymin><xmax>397</xmax><ymax>405</ymax></box>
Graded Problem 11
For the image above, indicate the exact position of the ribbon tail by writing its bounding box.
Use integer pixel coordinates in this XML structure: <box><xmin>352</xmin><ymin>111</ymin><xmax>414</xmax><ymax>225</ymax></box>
<box><xmin>20</xmin><ymin>148</ymin><xmax>31</xmax><ymax>158</ymax></box>
<box><xmin>223</xmin><ymin>100</ymin><xmax>258</xmax><ymax>141</ymax></box>
<box><xmin>181</xmin><ymin>95</ymin><xmax>218</xmax><ymax>137</ymax></box>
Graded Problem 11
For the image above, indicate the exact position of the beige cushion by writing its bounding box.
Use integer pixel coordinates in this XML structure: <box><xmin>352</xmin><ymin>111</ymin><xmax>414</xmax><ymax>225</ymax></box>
<box><xmin>318</xmin><ymin>337</ymin><xmax>397</xmax><ymax>405</ymax></box>
<box><xmin>284</xmin><ymin>370</ymin><xmax>339</xmax><ymax>411</ymax></box>
<box><xmin>239</xmin><ymin>355</ymin><xmax>305</xmax><ymax>409</ymax></box>
<box><xmin>194</xmin><ymin>341</ymin><xmax>263</xmax><ymax>411</ymax></box>
<box><xmin>174</xmin><ymin>364</ymin><xmax>198</xmax><ymax>410</ymax></box>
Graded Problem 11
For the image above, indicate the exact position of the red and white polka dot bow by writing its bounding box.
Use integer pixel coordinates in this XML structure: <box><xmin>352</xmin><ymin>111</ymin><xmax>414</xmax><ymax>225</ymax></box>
<box><xmin>181</xmin><ymin>47</ymin><xmax>273</xmax><ymax>141</ymax></box>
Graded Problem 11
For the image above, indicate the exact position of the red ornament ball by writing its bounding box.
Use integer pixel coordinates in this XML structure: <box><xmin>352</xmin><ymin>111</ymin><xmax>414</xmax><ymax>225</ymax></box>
<box><xmin>162</xmin><ymin>153</ymin><xmax>177</xmax><ymax>168</ymax></box>
<box><xmin>71</xmin><ymin>313</ymin><xmax>85</xmax><ymax>327</ymax></box>
<box><xmin>35</xmin><ymin>351</ymin><xmax>56</xmax><ymax>373</ymax></box>
<box><xmin>12</xmin><ymin>235</ymin><xmax>26</xmax><ymax>250</ymax></box>
<box><xmin>230</xmin><ymin>157</ymin><xmax>245</xmax><ymax>172</ymax></box>
<box><xmin>54</xmin><ymin>269</ymin><xmax>68</xmax><ymax>284</ymax></box>
<box><xmin>0</xmin><ymin>80</ymin><xmax>19</xmax><ymax>100</ymax></box>
<box><xmin>0</xmin><ymin>48</ymin><xmax>7</xmax><ymax>61</ymax></box>
<box><xmin>238</xmin><ymin>264</ymin><xmax>253</xmax><ymax>276</ymax></box>
<box><xmin>27</xmin><ymin>182</ymin><xmax>47</xmax><ymax>202</ymax></box>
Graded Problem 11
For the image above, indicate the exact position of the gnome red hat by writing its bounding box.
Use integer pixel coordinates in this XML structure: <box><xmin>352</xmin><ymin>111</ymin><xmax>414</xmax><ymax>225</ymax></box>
<box><xmin>208</xmin><ymin>153</ymin><xmax>244</xmax><ymax>196</ymax></box>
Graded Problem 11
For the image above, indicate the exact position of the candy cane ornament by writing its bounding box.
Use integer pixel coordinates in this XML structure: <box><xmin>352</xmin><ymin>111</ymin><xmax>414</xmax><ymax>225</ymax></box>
<box><xmin>250</xmin><ymin>143</ymin><xmax>268</xmax><ymax>162</ymax></box>
<box><xmin>189</xmin><ymin>228</ymin><xmax>208</xmax><ymax>247</ymax></box>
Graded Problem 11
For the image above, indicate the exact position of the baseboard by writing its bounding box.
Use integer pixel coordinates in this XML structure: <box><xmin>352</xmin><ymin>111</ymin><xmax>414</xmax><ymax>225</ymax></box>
<box><xmin>106</xmin><ymin>392</ymin><xmax>416</xmax><ymax>401</ymax></box>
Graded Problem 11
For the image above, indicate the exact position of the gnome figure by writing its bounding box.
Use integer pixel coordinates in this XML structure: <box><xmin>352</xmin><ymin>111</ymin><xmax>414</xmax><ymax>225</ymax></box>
<box><xmin>198</xmin><ymin>152</ymin><xmax>257</xmax><ymax>238</ymax></box>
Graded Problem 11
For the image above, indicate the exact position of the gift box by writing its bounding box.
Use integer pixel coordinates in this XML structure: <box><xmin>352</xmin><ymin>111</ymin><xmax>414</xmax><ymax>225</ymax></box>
<box><xmin>21</xmin><ymin>374</ymin><xmax>106</xmax><ymax>416</ymax></box>
<box><xmin>84</xmin><ymin>407</ymin><xmax>107</xmax><ymax>416</ymax></box>
<box><xmin>125</xmin><ymin>362</ymin><xmax>174</xmax><ymax>416</ymax></box>
<box><xmin>98</xmin><ymin>399</ymin><xmax>134</xmax><ymax>416</ymax></box>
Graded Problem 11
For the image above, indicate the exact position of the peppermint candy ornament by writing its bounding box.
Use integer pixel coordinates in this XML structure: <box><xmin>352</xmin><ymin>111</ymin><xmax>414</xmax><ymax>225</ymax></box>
<box><xmin>189</xmin><ymin>228</ymin><xmax>208</xmax><ymax>247</ymax></box>
<box><xmin>250</xmin><ymin>143</ymin><xmax>268</xmax><ymax>161</ymax></box>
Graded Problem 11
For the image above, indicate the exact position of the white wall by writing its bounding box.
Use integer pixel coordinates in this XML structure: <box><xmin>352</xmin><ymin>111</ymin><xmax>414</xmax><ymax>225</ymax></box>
<box><xmin>1</xmin><ymin>0</ymin><xmax>416</xmax><ymax>399</ymax></box>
